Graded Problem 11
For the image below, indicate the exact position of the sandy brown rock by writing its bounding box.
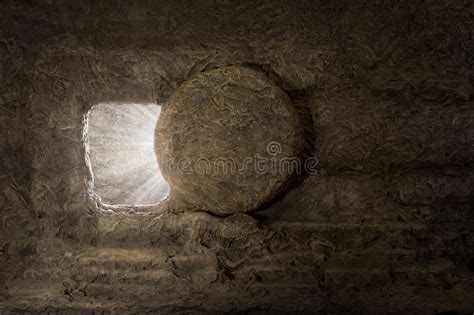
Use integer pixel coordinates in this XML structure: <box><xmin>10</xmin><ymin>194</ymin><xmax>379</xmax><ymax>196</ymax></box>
<box><xmin>1</xmin><ymin>1</ymin><xmax>474</xmax><ymax>313</ymax></box>
<box><xmin>155</xmin><ymin>66</ymin><xmax>302</xmax><ymax>214</ymax></box>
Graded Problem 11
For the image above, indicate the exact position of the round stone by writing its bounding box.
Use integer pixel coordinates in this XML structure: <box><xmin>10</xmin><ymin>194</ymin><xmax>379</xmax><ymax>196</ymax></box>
<box><xmin>155</xmin><ymin>66</ymin><xmax>301</xmax><ymax>214</ymax></box>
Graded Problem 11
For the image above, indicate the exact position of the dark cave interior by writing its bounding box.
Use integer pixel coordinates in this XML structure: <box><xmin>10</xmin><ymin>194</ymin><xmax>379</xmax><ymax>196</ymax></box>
<box><xmin>0</xmin><ymin>1</ymin><xmax>473</xmax><ymax>314</ymax></box>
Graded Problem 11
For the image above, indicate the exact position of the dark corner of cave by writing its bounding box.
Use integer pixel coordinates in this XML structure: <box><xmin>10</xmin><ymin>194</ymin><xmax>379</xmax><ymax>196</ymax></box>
<box><xmin>0</xmin><ymin>1</ymin><xmax>473</xmax><ymax>314</ymax></box>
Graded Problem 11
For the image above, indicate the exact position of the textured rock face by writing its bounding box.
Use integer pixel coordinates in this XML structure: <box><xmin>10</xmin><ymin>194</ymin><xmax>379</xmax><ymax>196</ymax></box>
<box><xmin>155</xmin><ymin>66</ymin><xmax>301</xmax><ymax>214</ymax></box>
<box><xmin>0</xmin><ymin>1</ymin><xmax>473</xmax><ymax>313</ymax></box>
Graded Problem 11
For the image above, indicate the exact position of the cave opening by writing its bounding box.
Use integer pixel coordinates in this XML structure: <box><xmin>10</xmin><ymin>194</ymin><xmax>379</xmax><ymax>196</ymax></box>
<box><xmin>84</xmin><ymin>102</ymin><xmax>169</xmax><ymax>206</ymax></box>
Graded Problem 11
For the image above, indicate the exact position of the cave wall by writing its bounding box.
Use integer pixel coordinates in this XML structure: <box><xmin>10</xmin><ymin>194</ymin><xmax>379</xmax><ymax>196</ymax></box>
<box><xmin>0</xmin><ymin>0</ymin><xmax>473</xmax><ymax>313</ymax></box>
<box><xmin>0</xmin><ymin>10</ymin><xmax>35</xmax><ymax>299</ymax></box>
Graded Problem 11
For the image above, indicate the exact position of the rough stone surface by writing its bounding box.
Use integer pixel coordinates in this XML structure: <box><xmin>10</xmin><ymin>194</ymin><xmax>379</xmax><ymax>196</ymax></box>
<box><xmin>155</xmin><ymin>66</ymin><xmax>301</xmax><ymax>214</ymax></box>
<box><xmin>0</xmin><ymin>0</ymin><xmax>473</xmax><ymax>314</ymax></box>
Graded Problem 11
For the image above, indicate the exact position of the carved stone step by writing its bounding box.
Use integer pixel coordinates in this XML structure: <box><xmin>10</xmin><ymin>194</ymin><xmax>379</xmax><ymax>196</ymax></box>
<box><xmin>4</xmin><ymin>258</ymin><xmax>469</xmax><ymax>313</ymax></box>
<box><xmin>94</xmin><ymin>212</ymin><xmax>430</xmax><ymax>252</ymax></box>
<box><xmin>20</xmin><ymin>247</ymin><xmax>219</xmax><ymax>286</ymax></box>
<box><xmin>321</xmin><ymin>258</ymin><xmax>455</xmax><ymax>288</ymax></box>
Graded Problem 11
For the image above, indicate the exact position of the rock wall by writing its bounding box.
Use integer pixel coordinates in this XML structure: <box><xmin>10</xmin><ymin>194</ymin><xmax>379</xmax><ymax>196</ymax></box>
<box><xmin>0</xmin><ymin>0</ymin><xmax>473</xmax><ymax>313</ymax></box>
<box><xmin>0</xmin><ymin>10</ymin><xmax>36</xmax><ymax>299</ymax></box>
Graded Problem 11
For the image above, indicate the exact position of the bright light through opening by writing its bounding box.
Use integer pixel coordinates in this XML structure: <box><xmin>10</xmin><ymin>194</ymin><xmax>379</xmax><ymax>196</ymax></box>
<box><xmin>86</xmin><ymin>103</ymin><xmax>169</xmax><ymax>206</ymax></box>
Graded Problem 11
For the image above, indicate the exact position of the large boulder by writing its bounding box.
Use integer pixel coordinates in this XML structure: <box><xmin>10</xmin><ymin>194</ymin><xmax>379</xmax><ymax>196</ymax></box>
<box><xmin>155</xmin><ymin>66</ymin><xmax>302</xmax><ymax>214</ymax></box>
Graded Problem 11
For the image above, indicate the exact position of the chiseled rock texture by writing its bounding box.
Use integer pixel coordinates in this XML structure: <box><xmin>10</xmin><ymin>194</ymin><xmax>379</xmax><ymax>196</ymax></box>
<box><xmin>155</xmin><ymin>66</ymin><xmax>302</xmax><ymax>215</ymax></box>
<box><xmin>0</xmin><ymin>0</ymin><xmax>473</xmax><ymax>314</ymax></box>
